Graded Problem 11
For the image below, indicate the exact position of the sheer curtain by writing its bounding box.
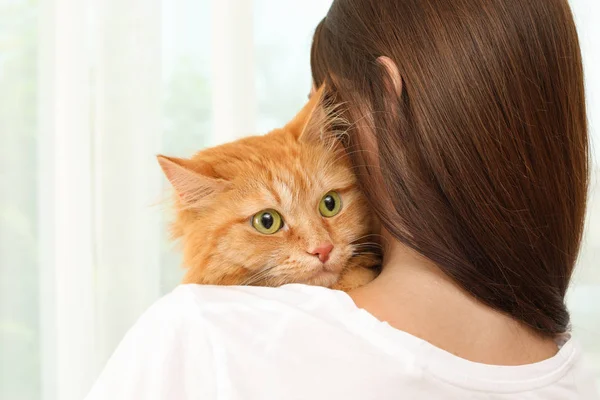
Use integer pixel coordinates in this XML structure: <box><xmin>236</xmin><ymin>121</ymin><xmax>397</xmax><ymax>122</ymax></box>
<box><xmin>0</xmin><ymin>0</ymin><xmax>597</xmax><ymax>399</ymax></box>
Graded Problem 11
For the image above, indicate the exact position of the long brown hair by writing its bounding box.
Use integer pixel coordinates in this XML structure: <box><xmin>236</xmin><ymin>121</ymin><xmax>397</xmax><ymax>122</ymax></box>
<box><xmin>311</xmin><ymin>0</ymin><xmax>588</xmax><ymax>335</ymax></box>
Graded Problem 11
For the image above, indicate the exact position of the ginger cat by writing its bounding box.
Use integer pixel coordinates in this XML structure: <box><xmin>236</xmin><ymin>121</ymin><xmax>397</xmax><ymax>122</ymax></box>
<box><xmin>158</xmin><ymin>89</ymin><xmax>380</xmax><ymax>291</ymax></box>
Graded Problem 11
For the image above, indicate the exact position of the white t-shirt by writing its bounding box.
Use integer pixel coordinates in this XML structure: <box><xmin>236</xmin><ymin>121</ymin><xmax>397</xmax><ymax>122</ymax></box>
<box><xmin>85</xmin><ymin>284</ymin><xmax>599</xmax><ymax>400</ymax></box>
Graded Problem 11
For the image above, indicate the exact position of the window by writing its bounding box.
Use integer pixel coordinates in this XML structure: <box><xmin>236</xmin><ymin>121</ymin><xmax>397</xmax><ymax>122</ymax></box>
<box><xmin>0</xmin><ymin>1</ymin><xmax>598</xmax><ymax>398</ymax></box>
<box><xmin>0</xmin><ymin>1</ymin><xmax>40</xmax><ymax>398</ymax></box>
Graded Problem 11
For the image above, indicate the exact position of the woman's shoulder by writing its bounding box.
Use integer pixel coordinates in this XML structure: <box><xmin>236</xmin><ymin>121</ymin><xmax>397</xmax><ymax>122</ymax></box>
<box><xmin>158</xmin><ymin>283</ymin><xmax>347</xmax><ymax>310</ymax></box>
<box><xmin>88</xmin><ymin>284</ymin><xmax>599</xmax><ymax>400</ymax></box>
<box><xmin>161</xmin><ymin>283</ymin><xmax>358</xmax><ymax>313</ymax></box>
<box><xmin>135</xmin><ymin>283</ymin><xmax>363</xmax><ymax>334</ymax></box>
<box><xmin>174</xmin><ymin>282</ymin><xmax>341</xmax><ymax>303</ymax></box>
<box><xmin>143</xmin><ymin>283</ymin><xmax>424</xmax><ymax>357</ymax></box>
<box><xmin>155</xmin><ymin>283</ymin><xmax>361</xmax><ymax>327</ymax></box>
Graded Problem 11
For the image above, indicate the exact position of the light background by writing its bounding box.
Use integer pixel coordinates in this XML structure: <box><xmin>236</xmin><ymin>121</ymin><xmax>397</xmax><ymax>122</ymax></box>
<box><xmin>0</xmin><ymin>0</ymin><xmax>598</xmax><ymax>399</ymax></box>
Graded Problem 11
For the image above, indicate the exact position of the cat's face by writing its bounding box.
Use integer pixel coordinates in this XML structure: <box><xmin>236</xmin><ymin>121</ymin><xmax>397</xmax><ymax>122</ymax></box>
<box><xmin>159</xmin><ymin>91</ymin><xmax>379</xmax><ymax>287</ymax></box>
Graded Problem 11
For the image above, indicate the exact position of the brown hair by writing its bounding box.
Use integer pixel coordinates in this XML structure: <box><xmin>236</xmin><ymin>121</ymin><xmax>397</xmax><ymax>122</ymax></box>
<box><xmin>311</xmin><ymin>0</ymin><xmax>588</xmax><ymax>335</ymax></box>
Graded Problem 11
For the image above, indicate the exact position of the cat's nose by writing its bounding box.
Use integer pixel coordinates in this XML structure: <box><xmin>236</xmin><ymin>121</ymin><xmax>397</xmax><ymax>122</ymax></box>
<box><xmin>309</xmin><ymin>242</ymin><xmax>334</xmax><ymax>263</ymax></box>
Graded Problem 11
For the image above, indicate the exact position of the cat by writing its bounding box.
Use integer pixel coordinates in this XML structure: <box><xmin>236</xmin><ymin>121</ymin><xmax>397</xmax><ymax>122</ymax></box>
<box><xmin>158</xmin><ymin>88</ymin><xmax>381</xmax><ymax>291</ymax></box>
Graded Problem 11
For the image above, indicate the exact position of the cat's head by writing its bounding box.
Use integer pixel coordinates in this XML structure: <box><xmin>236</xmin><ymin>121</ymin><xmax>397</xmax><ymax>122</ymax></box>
<box><xmin>158</xmin><ymin>89</ymin><xmax>380</xmax><ymax>287</ymax></box>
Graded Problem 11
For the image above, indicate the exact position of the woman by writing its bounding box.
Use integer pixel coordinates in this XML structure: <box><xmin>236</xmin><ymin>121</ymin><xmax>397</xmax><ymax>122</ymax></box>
<box><xmin>86</xmin><ymin>0</ymin><xmax>598</xmax><ymax>398</ymax></box>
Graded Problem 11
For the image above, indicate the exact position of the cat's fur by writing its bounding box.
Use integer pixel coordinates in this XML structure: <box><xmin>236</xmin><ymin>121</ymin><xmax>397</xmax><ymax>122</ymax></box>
<box><xmin>158</xmin><ymin>89</ymin><xmax>380</xmax><ymax>291</ymax></box>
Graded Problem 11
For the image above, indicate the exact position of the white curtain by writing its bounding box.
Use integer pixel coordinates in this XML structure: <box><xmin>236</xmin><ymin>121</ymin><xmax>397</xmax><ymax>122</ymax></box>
<box><xmin>0</xmin><ymin>0</ymin><xmax>597</xmax><ymax>399</ymax></box>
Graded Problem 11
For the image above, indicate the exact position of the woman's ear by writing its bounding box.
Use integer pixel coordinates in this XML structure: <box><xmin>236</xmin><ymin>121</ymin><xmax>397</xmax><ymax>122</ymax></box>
<box><xmin>157</xmin><ymin>155</ymin><xmax>229</xmax><ymax>207</ymax></box>
<box><xmin>377</xmin><ymin>56</ymin><xmax>403</xmax><ymax>97</ymax></box>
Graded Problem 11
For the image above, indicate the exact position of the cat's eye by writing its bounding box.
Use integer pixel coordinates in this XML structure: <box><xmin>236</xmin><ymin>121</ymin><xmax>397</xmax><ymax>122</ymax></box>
<box><xmin>252</xmin><ymin>209</ymin><xmax>283</xmax><ymax>235</ymax></box>
<box><xmin>319</xmin><ymin>191</ymin><xmax>342</xmax><ymax>218</ymax></box>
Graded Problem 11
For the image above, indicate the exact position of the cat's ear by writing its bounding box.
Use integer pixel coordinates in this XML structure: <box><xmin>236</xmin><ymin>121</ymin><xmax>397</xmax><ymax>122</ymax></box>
<box><xmin>157</xmin><ymin>155</ymin><xmax>229</xmax><ymax>207</ymax></box>
<box><xmin>286</xmin><ymin>86</ymin><xmax>325</xmax><ymax>135</ymax></box>
<box><xmin>286</xmin><ymin>85</ymin><xmax>345</xmax><ymax>145</ymax></box>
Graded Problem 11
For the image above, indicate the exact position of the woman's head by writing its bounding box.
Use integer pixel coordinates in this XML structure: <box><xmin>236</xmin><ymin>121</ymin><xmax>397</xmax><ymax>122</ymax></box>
<box><xmin>312</xmin><ymin>0</ymin><xmax>588</xmax><ymax>335</ymax></box>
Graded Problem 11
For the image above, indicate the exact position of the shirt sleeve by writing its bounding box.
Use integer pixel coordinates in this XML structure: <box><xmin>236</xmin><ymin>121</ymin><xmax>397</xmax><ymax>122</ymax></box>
<box><xmin>84</xmin><ymin>287</ymin><xmax>217</xmax><ymax>400</ymax></box>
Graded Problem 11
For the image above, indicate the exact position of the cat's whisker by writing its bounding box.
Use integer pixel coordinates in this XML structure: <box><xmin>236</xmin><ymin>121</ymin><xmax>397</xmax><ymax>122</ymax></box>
<box><xmin>351</xmin><ymin>233</ymin><xmax>387</xmax><ymax>243</ymax></box>
<box><xmin>352</xmin><ymin>247</ymin><xmax>384</xmax><ymax>255</ymax></box>
<box><xmin>352</xmin><ymin>235</ymin><xmax>386</xmax><ymax>242</ymax></box>
<box><xmin>351</xmin><ymin>250</ymin><xmax>382</xmax><ymax>256</ymax></box>
<box><xmin>352</xmin><ymin>240</ymin><xmax>384</xmax><ymax>246</ymax></box>
<box><xmin>350</xmin><ymin>253</ymin><xmax>382</xmax><ymax>264</ymax></box>
<box><xmin>352</xmin><ymin>245</ymin><xmax>384</xmax><ymax>253</ymax></box>
<box><xmin>242</xmin><ymin>265</ymin><xmax>279</xmax><ymax>286</ymax></box>
<box><xmin>351</xmin><ymin>254</ymin><xmax>382</xmax><ymax>262</ymax></box>
<box><xmin>353</xmin><ymin>233</ymin><xmax>382</xmax><ymax>238</ymax></box>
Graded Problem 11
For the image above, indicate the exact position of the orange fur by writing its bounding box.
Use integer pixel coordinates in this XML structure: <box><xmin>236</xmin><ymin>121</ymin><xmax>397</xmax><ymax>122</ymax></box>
<box><xmin>158</xmin><ymin>90</ymin><xmax>381</xmax><ymax>291</ymax></box>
